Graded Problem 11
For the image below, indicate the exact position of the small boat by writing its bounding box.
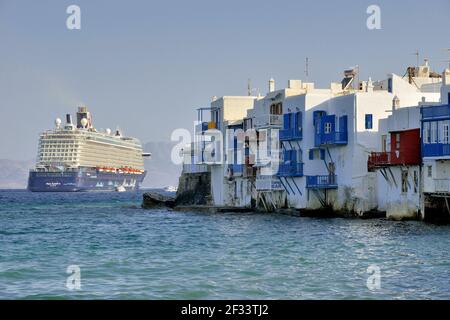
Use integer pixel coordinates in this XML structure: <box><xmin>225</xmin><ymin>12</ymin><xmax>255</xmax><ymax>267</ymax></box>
<box><xmin>115</xmin><ymin>185</ymin><xmax>126</xmax><ymax>192</ymax></box>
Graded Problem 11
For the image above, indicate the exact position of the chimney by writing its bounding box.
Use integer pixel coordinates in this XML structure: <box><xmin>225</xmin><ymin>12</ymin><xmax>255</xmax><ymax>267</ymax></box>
<box><xmin>443</xmin><ymin>68</ymin><xmax>450</xmax><ymax>86</ymax></box>
<box><xmin>66</xmin><ymin>114</ymin><xmax>72</xmax><ymax>124</ymax></box>
<box><xmin>392</xmin><ymin>96</ymin><xmax>400</xmax><ymax>111</ymax></box>
<box><xmin>269</xmin><ymin>78</ymin><xmax>275</xmax><ymax>93</ymax></box>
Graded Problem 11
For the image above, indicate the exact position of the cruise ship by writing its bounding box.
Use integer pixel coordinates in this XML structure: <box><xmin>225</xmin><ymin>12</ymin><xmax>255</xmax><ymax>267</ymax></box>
<box><xmin>28</xmin><ymin>106</ymin><xmax>150</xmax><ymax>192</ymax></box>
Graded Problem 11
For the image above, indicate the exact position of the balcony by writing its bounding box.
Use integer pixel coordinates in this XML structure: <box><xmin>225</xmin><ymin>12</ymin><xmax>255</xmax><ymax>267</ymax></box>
<box><xmin>253</xmin><ymin>114</ymin><xmax>282</xmax><ymax>129</ymax></box>
<box><xmin>195</xmin><ymin>121</ymin><xmax>221</xmax><ymax>135</ymax></box>
<box><xmin>306</xmin><ymin>175</ymin><xmax>338</xmax><ymax>189</ymax></box>
<box><xmin>368</xmin><ymin>152</ymin><xmax>390</xmax><ymax>170</ymax></box>
<box><xmin>183</xmin><ymin>164</ymin><xmax>208</xmax><ymax>174</ymax></box>
<box><xmin>421</xmin><ymin>104</ymin><xmax>450</xmax><ymax>120</ymax></box>
<box><xmin>316</xmin><ymin>131</ymin><xmax>348</xmax><ymax>146</ymax></box>
<box><xmin>195</xmin><ymin>122</ymin><xmax>209</xmax><ymax>134</ymax></box>
<box><xmin>256</xmin><ymin>176</ymin><xmax>284</xmax><ymax>191</ymax></box>
<box><xmin>280</xmin><ymin>128</ymin><xmax>303</xmax><ymax>141</ymax></box>
<box><xmin>227</xmin><ymin>164</ymin><xmax>243</xmax><ymax>177</ymax></box>
<box><xmin>368</xmin><ymin>149</ymin><xmax>422</xmax><ymax>170</ymax></box>
<box><xmin>422</xmin><ymin>143</ymin><xmax>450</xmax><ymax>158</ymax></box>
<box><xmin>435</xmin><ymin>179</ymin><xmax>450</xmax><ymax>193</ymax></box>
<box><xmin>277</xmin><ymin>162</ymin><xmax>304</xmax><ymax>177</ymax></box>
<box><xmin>197</xmin><ymin>141</ymin><xmax>222</xmax><ymax>165</ymax></box>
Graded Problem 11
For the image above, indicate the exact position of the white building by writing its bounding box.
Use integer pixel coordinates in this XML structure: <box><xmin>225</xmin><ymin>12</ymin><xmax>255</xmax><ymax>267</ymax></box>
<box><xmin>184</xmin><ymin>61</ymin><xmax>444</xmax><ymax>218</ymax></box>
<box><xmin>420</xmin><ymin>68</ymin><xmax>450</xmax><ymax>220</ymax></box>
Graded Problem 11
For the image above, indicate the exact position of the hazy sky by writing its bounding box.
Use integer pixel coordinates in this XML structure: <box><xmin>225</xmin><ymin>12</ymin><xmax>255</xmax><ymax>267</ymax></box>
<box><xmin>1</xmin><ymin>0</ymin><xmax>449</xmax><ymax>160</ymax></box>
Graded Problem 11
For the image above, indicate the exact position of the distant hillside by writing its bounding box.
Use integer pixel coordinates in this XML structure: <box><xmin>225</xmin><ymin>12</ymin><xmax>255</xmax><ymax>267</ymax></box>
<box><xmin>0</xmin><ymin>159</ymin><xmax>34</xmax><ymax>189</ymax></box>
<box><xmin>0</xmin><ymin>141</ymin><xmax>181</xmax><ymax>189</ymax></box>
<box><xmin>142</xmin><ymin>141</ymin><xmax>182</xmax><ymax>188</ymax></box>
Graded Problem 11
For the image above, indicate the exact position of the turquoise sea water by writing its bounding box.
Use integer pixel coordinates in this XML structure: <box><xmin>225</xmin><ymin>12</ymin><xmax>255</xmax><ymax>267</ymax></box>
<box><xmin>1</xmin><ymin>189</ymin><xmax>450</xmax><ymax>299</ymax></box>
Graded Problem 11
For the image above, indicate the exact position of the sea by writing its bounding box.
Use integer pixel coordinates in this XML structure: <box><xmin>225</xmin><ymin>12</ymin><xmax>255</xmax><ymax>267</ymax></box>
<box><xmin>1</xmin><ymin>189</ymin><xmax>450</xmax><ymax>299</ymax></box>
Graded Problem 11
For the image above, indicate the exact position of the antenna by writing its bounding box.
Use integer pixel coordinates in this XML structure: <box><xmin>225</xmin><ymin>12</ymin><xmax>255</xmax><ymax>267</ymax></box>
<box><xmin>412</xmin><ymin>50</ymin><xmax>420</xmax><ymax>68</ymax></box>
<box><xmin>247</xmin><ymin>79</ymin><xmax>252</xmax><ymax>96</ymax></box>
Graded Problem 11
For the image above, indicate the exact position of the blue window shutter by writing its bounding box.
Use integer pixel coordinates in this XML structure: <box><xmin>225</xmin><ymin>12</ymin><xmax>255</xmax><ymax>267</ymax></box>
<box><xmin>340</xmin><ymin>115</ymin><xmax>348</xmax><ymax>132</ymax></box>
<box><xmin>283</xmin><ymin>113</ymin><xmax>290</xmax><ymax>130</ymax></box>
<box><xmin>291</xmin><ymin>113</ymin><xmax>296</xmax><ymax>130</ymax></box>
<box><xmin>297</xmin><ymin>112</ymin><xmax>302</xmax><ymax>129</ymax></box>
<box><xmin>283</xmin><ymin>150</ymin><xmax>289</xmax><ymax>162</ymax></box>
<box><xmin>309</xmin><ymin>149</ymin><xmax>314</xmax><ymax>160</ymax></box>
<box><xmin>320</xmin><ymin>149</ymin><xmax>325</xmax><ymax>160</ymax></box>
<box><xmin>290</xmin><ymin>150</ymin><xmax>297</xmax><ymax>162</ymax></box>
<box><xmin>365</xmin><ymin>114</ymin><xmax>373</xmax><ymax>130</ymax></box>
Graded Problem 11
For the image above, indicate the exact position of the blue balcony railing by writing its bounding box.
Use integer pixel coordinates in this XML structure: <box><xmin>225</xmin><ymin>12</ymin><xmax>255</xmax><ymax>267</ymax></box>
<box><xmin>306</xmin><ymin>175</ymin><xmax>338</xmax><ymax>189</ymax></box>
<box><xmin>421</xmin><ymin>104</ymin><xmax>450</xmax><ymax>120</ymax></box>
<box><xmin>277</xmin><ymin>162</ymin><xmax>304</xmax><ymax>177</ymax></box>
<box><xmin>195</xmin><ymin>122</ymin><xmax>209</xmax><ymax>134</ymax></box>
<box><xmin>422</xmin><ymin>143</ymin><xmax>450</xmax><ymax>158</ymax></box>
<box><xmin>316</xmin><ymin>131</ymin><xmax>348</xmax><ymax>146</ymax></box>
<box><xmin>280</xmin><ymin>128</ymin><xmax>303</xmax><ymax>141</ymax></box>
<box><xmin>227</xmin><ymin>164</ymin><xmax>243</xmax><ymax>176</ymax></box>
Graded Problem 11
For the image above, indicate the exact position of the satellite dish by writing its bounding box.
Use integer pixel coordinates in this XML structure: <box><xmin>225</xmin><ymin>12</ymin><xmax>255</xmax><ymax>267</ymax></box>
<box><xmin>106</xmin><ymin>128</ymin><xmax>111</xmax><ymax>135</ymax></box>
<box><xmin>80</xmin><ymin>118</ymin><xmax>88</xmax><ymax>128</ymax></box>
<box><xmin>55</xmin><ymin>118</ymin><xmax>62</xmax><ymax>128</ymax></box>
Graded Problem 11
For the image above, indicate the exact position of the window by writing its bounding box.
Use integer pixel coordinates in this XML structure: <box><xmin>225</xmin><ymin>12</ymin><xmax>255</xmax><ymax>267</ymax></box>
<box><xmin>431</xmin><ymin>121</ymin><xmax>437</xmax><ymax>143</ymax></box>
<box><xmin>365</xmin><ymin>114</ymin><xmax>373</xmax><ymax>130</ymax></box>
<box><xmin>395</xmin><ymin>133</ymin><xmax>400</xmax><ymax>150</ymax></box>
<box><xmin>401</xmin><ymin>170</ymin><xmax>408</xmax><ymax>193</ymax></box>
<box><xmin>324</xmin><ymin>122</ymin><xmax>332</xmax><ymax>134</ymax></box>
<box><xmin>270</xmin><ymin>103</ymin><xmax>282</xmax><ymax>115</ymax></box>
<box><xmin>388</xmin><ymin>78</ymin><xmax>393</xmax><ymax>93</ymax></box>
<box><xmin>427</xmin><ymin>165</ymin><xmax>432</xmax><ymax>178</ymax></box>
<box><xmin>423</xmin><ymin>122</ymin><xmax>430</xmax><ymax>144</ymax></box>
<box><xmin>308</xmin><ymin>149</ymin><xmax>324</xmax><ymax>160</ymax></box>
<box><xmin>443</xmin><ymin>121</ymin><xmax>449</xmax><ymax>144</ymax></box>
<box><xmin>381</xmin><ymin>135</ymin><xmax>387</xmax><ymax>152</ymax></box>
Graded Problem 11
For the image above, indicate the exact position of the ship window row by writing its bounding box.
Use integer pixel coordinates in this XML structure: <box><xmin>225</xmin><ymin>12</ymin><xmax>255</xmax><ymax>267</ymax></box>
<box><xmin>423</xmin><ymin>120</ymin><xmax>450</xmax><ymax>144</ymax></box>
<box><xmin>40</xmin><ymin>149</ymin><xmax>76</xmax><ymax>152</ymax></box>
<box><xmin>40</xmin><ymin>154</ymin><xmax>77</xmax><ymax>158</ymax></box>
<box><xmin>40</xmin><ymin>158</ymin><xmax>77</xmax><ymax>161</ymax></box>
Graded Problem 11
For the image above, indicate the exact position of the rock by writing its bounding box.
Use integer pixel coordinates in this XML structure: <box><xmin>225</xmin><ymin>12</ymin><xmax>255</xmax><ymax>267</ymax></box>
<box><xmin>175</xmin><ymin>172</ymin><xmax>211</xmax><ymax>206</ymax></box>
<box><xmin>142</xmin><ymin>192</ymin><xmax>176</xmax><ymax>209</ymax></box>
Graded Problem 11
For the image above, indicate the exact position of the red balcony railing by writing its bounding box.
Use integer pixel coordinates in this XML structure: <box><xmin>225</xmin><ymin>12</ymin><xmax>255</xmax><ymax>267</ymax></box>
<box><xmin>368</xmin><ymin>149</ymin><xmax>421</xmax><ymax>171</ymax></box>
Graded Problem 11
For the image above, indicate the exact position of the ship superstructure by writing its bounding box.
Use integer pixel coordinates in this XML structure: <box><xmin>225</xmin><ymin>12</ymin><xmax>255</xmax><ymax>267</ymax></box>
<box><xmin>28</xmin><ymin>106</ymin><xmax>149</xmax><ymax>192</ymax></box>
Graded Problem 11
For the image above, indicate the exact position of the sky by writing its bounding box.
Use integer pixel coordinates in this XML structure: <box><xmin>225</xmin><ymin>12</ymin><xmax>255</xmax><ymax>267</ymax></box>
<box><xmin>0</xmin><ymin>0</ymin><xmax>449</xmax><ymax>160</ymax></box>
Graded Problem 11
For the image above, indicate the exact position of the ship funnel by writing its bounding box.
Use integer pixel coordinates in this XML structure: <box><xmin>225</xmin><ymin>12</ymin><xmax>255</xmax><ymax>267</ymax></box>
<box><xmin>66</xmin><ymin>114</ymin><xmax>72</xmax><ymax>124</ymax></box>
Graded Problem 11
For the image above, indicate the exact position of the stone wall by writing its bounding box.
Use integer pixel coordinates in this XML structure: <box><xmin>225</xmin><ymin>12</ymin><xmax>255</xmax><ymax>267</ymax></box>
<box><xmin>176</xmin><ymin>172</ymin><xmax>212</xmax><ymax>206</ymax></box>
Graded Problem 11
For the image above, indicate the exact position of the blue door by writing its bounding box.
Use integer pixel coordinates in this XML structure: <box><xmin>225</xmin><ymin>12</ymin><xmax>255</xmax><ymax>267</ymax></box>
<box><xmin>321</xmin><ymin>115</ymin><xmax>335</xmax><ymax>144</ymax></box>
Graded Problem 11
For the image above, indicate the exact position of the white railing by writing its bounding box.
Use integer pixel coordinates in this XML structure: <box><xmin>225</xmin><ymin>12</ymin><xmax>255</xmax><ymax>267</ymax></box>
<box><xmin>256</xmin><ymin>176</ymin><xmax>283</xmax><ymax>191</ymax></box>
<box><xmin>182</xmin><ymin>164</ymin><xmax>208</xmax><ymax>174</ymax></box>
<box><xmin>253</xmin><ymin>114</ymin><xmax>282</xmax><ymax>128</ymax></box>
<box><xmin>434</xmin><ymin>179</ymin><xmax>450</xmax><ymax>193</ymax></box>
